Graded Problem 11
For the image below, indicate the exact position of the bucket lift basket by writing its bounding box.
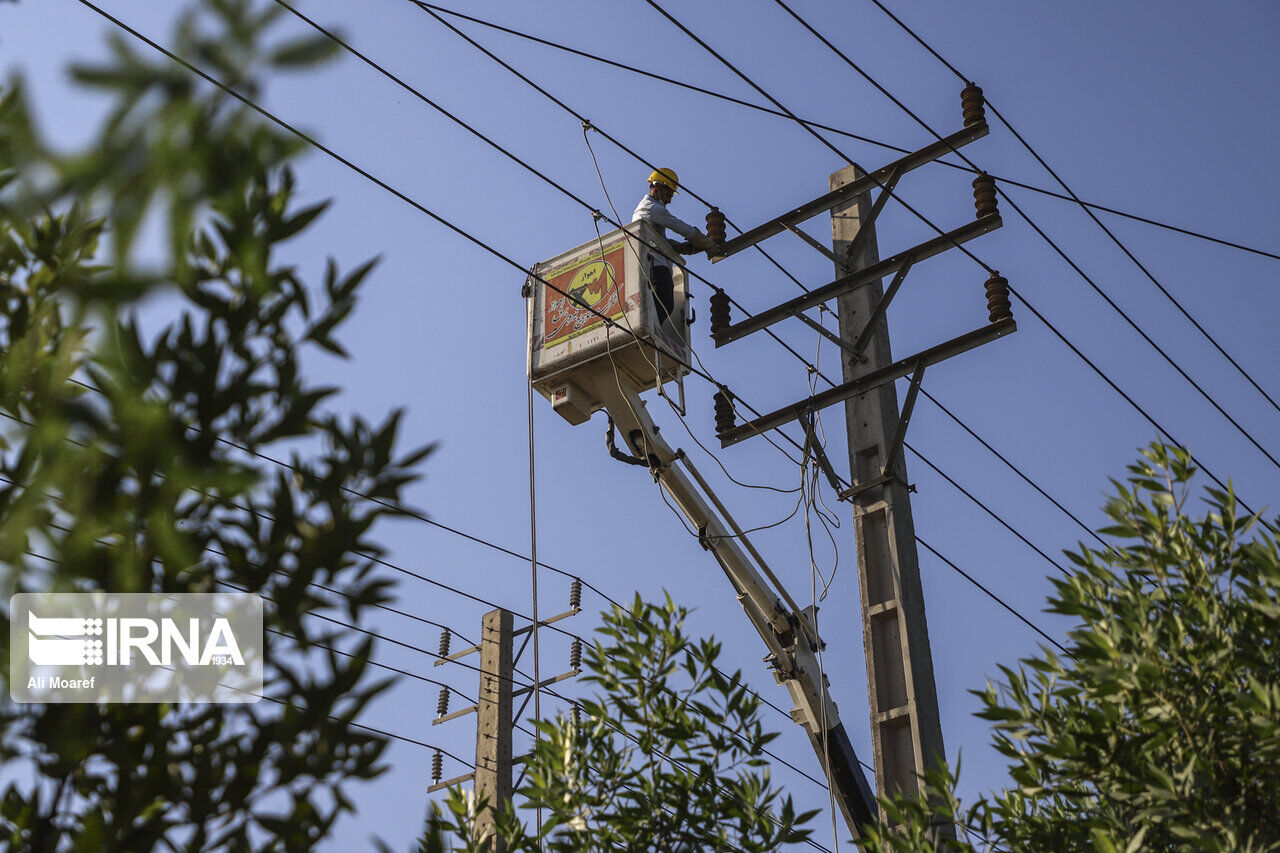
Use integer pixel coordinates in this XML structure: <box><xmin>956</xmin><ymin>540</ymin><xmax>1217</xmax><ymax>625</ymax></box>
<box><xmin>527</xmin><ymin>221</ymin><xmax>691</xmax><ymax>425</ymax></box>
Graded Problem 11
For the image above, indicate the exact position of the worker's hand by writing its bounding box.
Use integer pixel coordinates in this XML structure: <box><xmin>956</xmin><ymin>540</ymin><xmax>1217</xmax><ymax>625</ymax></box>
<box><xmin>692</xmin><ymin>231</ymin><xmax>718</xmax><ymax>252</ymax></box>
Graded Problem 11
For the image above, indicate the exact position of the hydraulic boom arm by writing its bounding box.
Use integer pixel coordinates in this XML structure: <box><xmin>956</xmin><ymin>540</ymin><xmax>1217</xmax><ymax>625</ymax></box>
<box><xmin>597</xmin><ymin>382</ymin><xmax>876</xmax><ymax>836</ymax></box>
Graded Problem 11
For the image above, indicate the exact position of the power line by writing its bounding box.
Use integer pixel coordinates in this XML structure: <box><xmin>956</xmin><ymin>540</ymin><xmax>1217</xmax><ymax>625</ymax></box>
<box><xmin>397</xmin><ymin>0</ymin><xmax>1093</xmax><ymax>604</ymax></box>
<box><xmin>74</xmin><ymin>0</ymin><xmax>837</xmax><ymax>488</ymax></box>
<box><xmin>643</xmin><ymin>0</ymin><xmax>997</xmax><ymax>277</ymax></box>
<box><xmin>5</xmin><ymin>458</ymin><xmax>854</xmax><ymax>833</ymax></box>
<box><xmin>724</xmin><ymin>0</ymin><xmax>1256</xmax><ymax>514</ymax></box>
<box><xmin>62</xmin><ymin>5</ymin><xmax>1080</xmax><ymax>819</ymax></box>
<box><xmin>397</xmin><ymin>0</ymin><xmax>855</xmax><ymax>444</ymax></box>
<box><xmin>917</xmin><ymin>388</ymin><xmax>1106</xmax><ymax>549</ymax></box>
<box><xmin>905</xmin><ymin>441</ymin><xmax>1068</xmax><ymax>577</ymax></box>
<box><xmin>415</xmin><ymin>0</ymin><xmax>1279</xmax><ymax>265</ymax></box>
<box><xmin>763</xmin><ymin>0</ymin><xmax>1280</xmax><ymax>473</ymax></box>
<box><xmin>269</xmin><ymin>0</ymin><xmax>829</xmax><ymax>480</ymax></box>
<box><xmin>8</xmin><ymin>426</ymin><xmax>1060</xmax><ymax>840</ymax></box>
<box><xmin>57</xmin><ymin>0</ymin><xmax>1082</xmax><ymax>701</ymax></box>
<box><xmin>6</xmin><ymin>419</ymin><xmax>1066</xmax><ymax>841</ymax></box>
<box><xmin>396</xmin><ymin>0</ymin><xmax>1117</xmax><ymax>561</ymax></box>
<box><xmin>861</xmin><ymin>0</ymin><xmax>1280</xmax><ymax>280</ymax></box>
<box><xmin>16</xmin><ymin>545</ymin><xmax>474</xmax><ymax>766</ymax></box>
<box><xmin>407</xmin><ymin>0</ymin><xmax>1247</xmax><ymax>613</ymax></box>
<box><xmin>915</xmin><ymin>536</ymin><xmax>1067</xmax><ymax>655</ymax></box>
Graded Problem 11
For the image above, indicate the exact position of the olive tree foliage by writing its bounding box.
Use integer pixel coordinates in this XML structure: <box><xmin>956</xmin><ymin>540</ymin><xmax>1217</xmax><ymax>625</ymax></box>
<box><xmin>857</xmin><ymin>443</ymin><xmax>1280</xmax><ymax>852</ymax></box>
<box><xmin>0</xmin><ymin>1</ymin><xmax>430</xmax><ymax>849</ymax></box>
<box><xmin>418</xmin><ymin>596</ymin><xmax>817</xmax><ymax>852</ymax></box>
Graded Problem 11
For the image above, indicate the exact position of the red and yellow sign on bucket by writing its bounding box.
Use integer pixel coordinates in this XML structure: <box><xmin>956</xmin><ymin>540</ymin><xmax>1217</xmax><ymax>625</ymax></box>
<box><xmin>542</xmin><ymin>239</ymin><xmax>627</xmax><ymax>347</ymax></box>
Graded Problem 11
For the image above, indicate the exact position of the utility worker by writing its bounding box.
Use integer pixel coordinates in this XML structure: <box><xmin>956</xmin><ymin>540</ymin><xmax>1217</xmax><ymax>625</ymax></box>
<box><xmin>631</xmin><ymin>168</ymin><xmax>715</xmax><ymax>324</ymax></box>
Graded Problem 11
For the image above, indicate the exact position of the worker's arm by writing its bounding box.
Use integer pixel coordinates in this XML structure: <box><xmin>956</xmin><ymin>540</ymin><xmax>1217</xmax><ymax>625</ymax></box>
<box><xmin>633</xmin><ymin>195</ymin><xmax>709</xmax><ymax>244</ymax></box>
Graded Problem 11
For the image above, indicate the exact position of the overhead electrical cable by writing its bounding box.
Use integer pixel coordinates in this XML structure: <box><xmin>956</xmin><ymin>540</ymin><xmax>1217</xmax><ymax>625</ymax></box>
<box><xmin>637</xmin><ymin>0</ymin><xmax>1252</xmax><ymax>513</ymax></box>
<box><xmin>861</xmin><ymin>0</ymin><xmax>1280</xmax><ymax>416</ymax></box>
<box><xmin>392</xmin><ymin>0</ymin><xmax>1111</xmax><ymax>558</ymax></box>
<box><xmin>642</xmin><ymin>0</ymin><xmax>996</xmax><ymax>275</ymax></box>
<box><xmin>16</xmin><ymin>546</ymin><xmax>474</xmax><ymax>763</ymax></box>
<box><xmin>4</xmin><ymin>469</ymin><xmax>858</xmax><ymax>816</ymax></box>
<box><xmin>917</xmin><ymin>388</ymin><xmax>1107</xmax><ymax>549</ymax></box>
<box><xmin>415</xmin><ymin>0</ymin><xmax>1279</xmax><ymax>265</ymax></box>
<box><xmin>905</xmin><ymin>442</ymin><xmax>1069</xmax><ymax>576</ymax></box>
<box><xmin>390</xmin><ymin>0</ymin><xmax>851</xmax><ymax>417</ymax></box>
<box><xmin>391</xmin><ymin>0</ymin><xmax>1214</xmax><ymax>556</ymax></box>
<box><xmin>73</xmin><ymin>0</ymin><xmax>838</xmax><ymax>489</ymax></box>
<box><xmin>765</xmin><ymin>0</ymin><xmax>1280</xmax><ymax>477</ymax></box>
<box><xmin>67</xmin><ymin>0</ymin><xmax>1073</xmax><ymax>756</ymax></box>
<box><xmin>914</xmin><ymin>537</ymin><xmax>1068</xmax><ymax>655</ymax></box>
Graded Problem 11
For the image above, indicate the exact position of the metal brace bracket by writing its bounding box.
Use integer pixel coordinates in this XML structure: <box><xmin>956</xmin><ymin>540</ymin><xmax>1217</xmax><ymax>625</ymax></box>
<box><xmin>433</xmin><ymin>642</ymin><xmax>480</xmax><ymax>667</ymax></box>
<box><xmin>843</xmin><ymin>165</ymin><xmax>902</xmax><ymax>267</ymax></box>
<box><xmin>838</xmin><ymin>471</ymin><xmax>913</xmax><ymax>502</ymax></box>
<box><xmin>884</xmin><ymin>362</ymin><xmax>926</xmax><ymax>476</ymax></box>
<box><xmin>432</xmin><ymin>703</ymin><xmax>478</xmax><ymax>726</ymax></box>
<box><xmin>850</xmin><ymin>256</ymin><xmax>914</xmax><ymax>362</ymax></box>
<box><xmin>836</xmin><ymin>362</ymin><xmax>925</xmax><ymax>501</ymax></box>
<box><xmin>800</xmin><ymin>410</ymin><xmax>843</xmax><ymax>494</ymax></box>
<box><xmin>427</xmin><ymin>771</ymin><xmax>475</xmax><ymax>794</ymax></box>
<box><xmin>783</xmin><ymin>220</ymin><xmax>840</xmax><ymax>265</ymax></box>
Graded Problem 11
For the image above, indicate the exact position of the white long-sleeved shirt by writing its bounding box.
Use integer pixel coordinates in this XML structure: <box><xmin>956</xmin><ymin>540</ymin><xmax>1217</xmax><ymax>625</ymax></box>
<box><xmin>631</xmin><ymin>193</ymin><xmax>702</xmax><ymax>244</ymax></box>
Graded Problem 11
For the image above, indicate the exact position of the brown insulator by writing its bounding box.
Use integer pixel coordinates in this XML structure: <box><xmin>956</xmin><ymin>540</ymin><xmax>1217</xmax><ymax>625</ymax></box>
<box><xmin>961</xmin><ymin>83</ymin><xmax>985</xmax><ymax>128</ymax></box>
<box><xmin>972</xmin><ymin>173</ymin><xmax>998</xmax><ymax>219</ymax></box>
<box><xmin>569</xmin><ymin>578</ymin><xmax>582</xmax><ymax>609</ymax></box>
<box><xmin>570</xmin><ymin>638</ymin><xmax>582</xmax><ymax>670</ymax></box>
<box><xmin>437</xmin><ymin>687</ymin><xmax>450</xmax><ymax>717</ymax></box>
<box><xmin>709</xmin><ymin>289</ymin><xmax>731</xmax><ymax>337</ymax></box>
<box><xmin>431</xmin><ymin>750</ymin><xmax>443</xmax><ymax>783</ymax></box>
<box><xmin>438</xmin><ymin>629</ymin><xmax>451</xmax><ymax>658</ymax></box>
<box><xmin>705</xmin><ymin>207</ymin><xmax>727</xmax><ymax>244</ymax></box>
<box><xmin>571</xmin><ymin>705</ymin><xmax>581</xmax><ymax>730</ymax></box>
<box><xmin>984</xmin><ymin>272</ymin><xmax>1012</xmax><ymax>322</ymax></box>
<box><xmin>714</xmin><ymin>389</ymin><xmax>735</xmax><ymax>435</ymax></box>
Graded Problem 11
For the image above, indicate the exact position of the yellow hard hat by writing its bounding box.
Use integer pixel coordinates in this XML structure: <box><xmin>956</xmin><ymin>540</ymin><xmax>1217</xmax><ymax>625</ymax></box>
<box><xmin>647</xmin><ymin>167</ymin><xmax>680</xmax><ymax>194</ymax></box>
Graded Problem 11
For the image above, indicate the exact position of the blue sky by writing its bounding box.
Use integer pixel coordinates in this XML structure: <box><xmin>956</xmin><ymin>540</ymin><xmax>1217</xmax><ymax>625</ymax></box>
<box><xmin>3</xmin><ymin>0</ymin><xmax>1278</xmax><ymax>849</ymax></box>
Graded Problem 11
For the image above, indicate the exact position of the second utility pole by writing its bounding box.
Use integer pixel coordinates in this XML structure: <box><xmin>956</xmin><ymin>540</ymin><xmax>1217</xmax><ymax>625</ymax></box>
<box><xmin>475</xmin><ymin>608</ymin><xmax>513</xmax><ymax>849</ymax></box>
<box><xmin>830</xmin><ymin>164</ymin><xmax>949</xmax><ymax>829</ymax></box>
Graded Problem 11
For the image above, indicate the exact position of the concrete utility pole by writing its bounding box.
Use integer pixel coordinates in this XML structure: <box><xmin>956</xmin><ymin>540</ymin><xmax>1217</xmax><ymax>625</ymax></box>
<box><xmin>829</xmin><ymin>165</ymin><xmax>949</xmax><ymax>825</ymax></box>
<box><xmin>429</xmin><ymin>588</ymin><xmax>582</xmax><ymax>844</ymax></box>
<box><xmin>526</xmin><ymin>81</ymin><xmax>1007</xmax><ymax>838</ymax></box>
<box><xmin>474</xmin><ymin>608</ymin><xmax>514</xmax><ymax>849</ymax></box>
